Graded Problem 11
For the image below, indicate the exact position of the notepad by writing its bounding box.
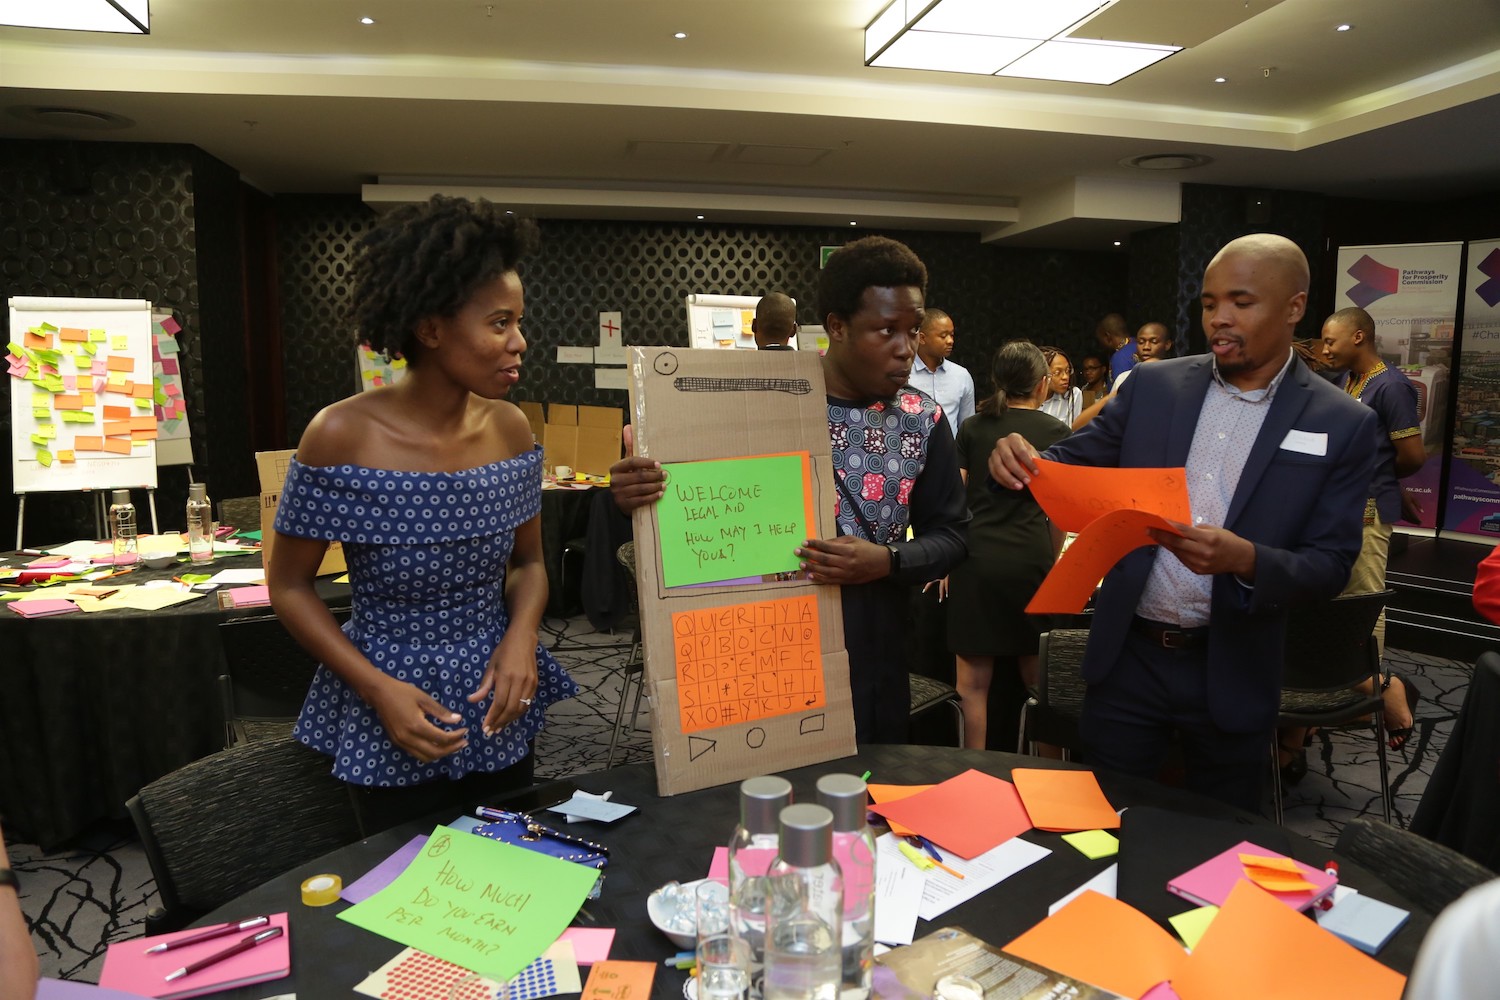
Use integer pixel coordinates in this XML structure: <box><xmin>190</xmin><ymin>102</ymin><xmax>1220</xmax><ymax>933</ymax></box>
<box><xmin>99</xmin><ymin>912</ymin><xmax>291</xmax><ymax>999</ymax></box>
<box><xmin>1168</xmin><ymin>841</ymin><xmax>1337</xmax><ymax>912</ymax></box>
<box><xmin>1314</xmin><ymin>888</ymin><xmax>1410</xmax><ymax>955</ymax></box>
<box><xmin>8</xmin><ymin>599</ymin><xmax>80</xmax><ymax>618</ymax></box>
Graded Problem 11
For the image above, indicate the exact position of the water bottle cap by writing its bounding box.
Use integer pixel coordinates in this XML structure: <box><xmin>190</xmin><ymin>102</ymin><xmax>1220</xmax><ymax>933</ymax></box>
<box><xmin>111</xmin><ymin>489</ymin><xmax>131</xmax><ymax>504</ymax></box>
<box><xmin>814</xmin><ymin>773</ymin><xmax>868</xmax><ymax>832</ymax></box>
<box><xmin>739</xmin><ymin>776</ymin><xmax>793</xmax><ymax>835</ymax></box>
<box><xmin>188</xmin><ymin>483</ymin><xmax>207</xmax><ymax>499</ymax></box>
<box><xmin>777</xmin><ymin>803</ymin><xmax>833</xmax><ymax>867</ymax></box>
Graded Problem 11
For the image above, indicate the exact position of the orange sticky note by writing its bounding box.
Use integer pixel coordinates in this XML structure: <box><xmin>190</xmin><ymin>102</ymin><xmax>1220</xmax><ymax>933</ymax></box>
<box><xmin>1010</xmin><ymin>768</ymin><xmax>1120</xmax><ymax>832</ymax></box>
<box><xmin>129</xmin><ymin>416</ymin><xmax>156</xmax><ymax>432</ymax></box>
<box><xmin>581</xmin><ymin>960</ymin><xmax>656</xmax><ymax>1000</ymax></box>
<box><xmin>79</xmin><ymin>391</ymin><xmax>96</xmax><ymax>406</ymax></box>
<box><xmin>1027</xmin><ymin>458</ymin><xmax>1192</xmax><ymax>533</ymax></box>
<box><xmin>1173</xmin><ymin>881</ymin><xmax>1406</xmax><ymax>1000</ymax></box>
<box><xmin>867</xmin><ymin>784</ymin><xmax>933</xmax><ymax>838</ymax></box>
<box><xmin>53</xmin><ymin>394</ymin><xmax>84</xmax><ymax>410</ymax></box>
<box><xmin>131</xmin><ymin>381</ymin><xmax>153</xmax><ymax>398</ymax></box>
<box><xmin>867</xmin><ymin>769</ymin><xmax>1032</xmax><ymax>860</ymax></box>
<box><xmin>1006</xmin><ymin>890</ymin><xmax>1186</xmax><ymax>999</ymax></box>
<box><xmin>25</xmin><ymin>330</ymin><xmax>53</xmax><ymax>349</ymax></box>
<box><xmin>102</xmin><ymin>438</ymin><xmax>131</xmax><ymax>455</ymax></box>
<box><xmin>669</xmin><ymin>594</ymin><xmax>824</xmax><ymax>734</ymax></box>
<box><xmin>60</xmin><ymin>327</ymin><xmax>89</xmax><ymax>342</ymax></box>
<box><xmin>130</xmin><ymin>428</ymin><xmax>158</xmax><ymax>441</ymax></box>
<box><xmin>75</xmin><ymin>436</ymin><xmax>104</xmax><ymax>452</ymax></box>
<box><xmin>57</xmin><ymin>450</ymin><xmax>76</xmax><ymax>463</ymax></box>
<box><xmin>106</xmin><ymin>355</ymin><xmax>135</xmax><ymax>372</ymax></box>
<box><xmin>103</xmin><ymin>420</ymin><xmax>132</xmax><ymax>437</ymax></box>
<box><xmin>1025</xmin><ymin>508</ymin><xmax>1184</xmax><ymax>615</ymax></box>
<box><xmin>103</xmin><ymin>405</ymin><xmax>131</xmax><ymax>419</ymax></box>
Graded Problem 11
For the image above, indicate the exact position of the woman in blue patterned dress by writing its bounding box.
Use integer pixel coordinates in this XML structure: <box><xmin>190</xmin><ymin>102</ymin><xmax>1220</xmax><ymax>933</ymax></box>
<box><xmin>267</xmin><ymin>195</ymin><xmax>577</xmax><ymax>832</ymax></box>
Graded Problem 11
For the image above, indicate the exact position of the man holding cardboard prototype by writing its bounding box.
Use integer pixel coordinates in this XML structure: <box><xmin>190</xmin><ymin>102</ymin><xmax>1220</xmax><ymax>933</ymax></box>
<box><xmin>612</xmin><ymin>237</ymin><xmax>968</xmax><ymax>742</ymax></box>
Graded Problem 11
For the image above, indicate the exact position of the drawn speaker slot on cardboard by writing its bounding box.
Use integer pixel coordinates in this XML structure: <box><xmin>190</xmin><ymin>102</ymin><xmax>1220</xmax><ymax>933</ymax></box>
<box><xmin>626</xmin><ymin>346</ymin><xmax>855</xmax><ymax>795</ymax></box>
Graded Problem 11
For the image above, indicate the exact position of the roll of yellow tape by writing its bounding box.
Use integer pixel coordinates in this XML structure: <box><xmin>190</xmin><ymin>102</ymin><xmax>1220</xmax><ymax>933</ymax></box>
<box><xmin>300</xmin><ymin>873</ymin><xmax>342</xmax><ymax>907</ymax></box>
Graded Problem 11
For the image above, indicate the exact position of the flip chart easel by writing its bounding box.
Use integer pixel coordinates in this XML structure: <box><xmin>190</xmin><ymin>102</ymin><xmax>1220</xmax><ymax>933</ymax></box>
<box><xmin>8</xmin><ymin>296</ymin><xmax>158</xmax><ymax>547</ymax></box>
<box><xmin>627</xmin><ymin>345</ymin><xmax>854</xmax><ymax>796</ymax></box>
<box><xmin>684</xmin><ymin>294</ymin><xmax>799</xmax><ymax>351</ymax></box>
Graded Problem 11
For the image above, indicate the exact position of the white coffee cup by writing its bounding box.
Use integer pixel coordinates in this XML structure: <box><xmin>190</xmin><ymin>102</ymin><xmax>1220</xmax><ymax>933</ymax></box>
<box><xmin>555</xmin><ymin>465</ymin><xmax>574</xmax><ymax>480</ymax></box>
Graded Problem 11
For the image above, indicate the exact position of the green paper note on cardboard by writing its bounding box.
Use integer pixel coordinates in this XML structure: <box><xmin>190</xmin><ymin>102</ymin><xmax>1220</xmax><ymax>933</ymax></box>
<box><xmin>655</xmin><ymin>451</ymin><xmax>814</xmax><ymax>588</ymax></box>
<box><xmin>340</xmin><ymin>826</ymin><xmax>600</xmax><ymax>981</ymax></box>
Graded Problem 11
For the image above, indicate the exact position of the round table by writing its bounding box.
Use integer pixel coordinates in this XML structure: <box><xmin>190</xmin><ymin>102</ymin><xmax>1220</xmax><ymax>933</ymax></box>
<box><xmin>194</xmin><ymin>746</ymin><xmax>1430</xmax><ymax>997</ymax></box>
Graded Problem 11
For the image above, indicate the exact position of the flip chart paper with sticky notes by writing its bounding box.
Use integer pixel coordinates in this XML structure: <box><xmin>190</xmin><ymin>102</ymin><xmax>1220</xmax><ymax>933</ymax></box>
<box><xmin>656</xmin><ymin>452</ymin><xmax>813</xmax><ymax>587</ymax></box>
<box><xmin>340</xmin><ymin>826</ymin><xmax>600</xmax><ymax>981</ymax></box>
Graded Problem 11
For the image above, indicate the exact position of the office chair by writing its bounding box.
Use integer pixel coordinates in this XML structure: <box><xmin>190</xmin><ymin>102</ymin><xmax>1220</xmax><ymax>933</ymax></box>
<box><xmin>218</xmin><ymin>609</ymin><xmax>350</xmax><ymax>746</ymax></box>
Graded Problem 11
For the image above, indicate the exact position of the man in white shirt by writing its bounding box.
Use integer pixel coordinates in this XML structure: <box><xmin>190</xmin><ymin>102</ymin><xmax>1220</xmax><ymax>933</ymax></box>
<box><xmin>909</xmin><ymin>309</ymin><xmax>975</xmax><ymax>439</ymax></box>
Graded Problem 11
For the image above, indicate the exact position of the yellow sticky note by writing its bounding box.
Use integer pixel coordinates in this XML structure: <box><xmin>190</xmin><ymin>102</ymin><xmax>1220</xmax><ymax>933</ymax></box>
<box><xmin>35</xmin><ymin>449</ymin><xmax>53</xmax><ymax>467</ymax></box>
<box><xmin>88</xmin><ymin>328</ymin><xmax>106</xmax><ymax>342</ymax></box>
<box><xmin>110</xmin><ymin>335</ymin><xmax>129</xmax><ymax>350</ymax></box>
<box><xmin>1061</xmin><ymin>829</ymin><xmax>1120</xmax><ymax>860</ymax></box>
<box><xmin>58</xmin><ymin>450</ymin><xmax>75</xmax><ymax>464</ymax></box>
<box><xmin>1168</xmin><ymin>904</ymin><xmax>1219</xmax><ymax>951</ymax></box>
<box><xmin>391</xmin><ymin>357</ymin><xmax>407</xmax><ymax>370</ymax></box>
<box><xmin>107</xmin><ymin>371</ymin><xmax>128</xmax><ymax>388</ymax></box>
<box><xmin>33</xmin><ymin>408</ymin><xmax>50</xmax><ymax>421</ymax></box>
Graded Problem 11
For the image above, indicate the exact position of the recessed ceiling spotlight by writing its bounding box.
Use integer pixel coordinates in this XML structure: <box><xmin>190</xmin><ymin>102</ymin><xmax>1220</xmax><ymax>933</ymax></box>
<box><xmin>1214</xmin><ymin>76</ymin><xmax>1226</xmax><ymax>83</ymax></box>
<box><xmin>1336</xmin><ymin>23</ymin><xmax>1353</xmax><ymax>31</ymax></box>
<box><xmin>674</xmin><ymin>31</ymin><xmax>688</xmax><ymax>39</ymax></box>
<box><xmin>849</xmin><ymin>221</ymin><xmax>858</xmax><ymax>226</ymax></box>
<box><xmin>360</xmin><ymin>16</ymin><xmax>375</xmax><ymax>25</ymax></box>
<box><xmin>1113</xmin><ymin>241</ymin><xmax>1122</xmax><ymax>247</ymax></box>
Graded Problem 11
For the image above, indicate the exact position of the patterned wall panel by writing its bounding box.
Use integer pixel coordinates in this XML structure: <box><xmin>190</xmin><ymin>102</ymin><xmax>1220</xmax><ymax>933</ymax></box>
<box><xmin>1177</xmin><ymin>183</ymin><xmax>1329</xmax><ymax>354</ymax></box>
<box><xmin>273</xmin><ymin>204</ymin><xmax>1131</xmax><ymax>442</ymax></box>
<box><xmin>1128</xmin><ymin>224</ymin><xmax>1182</xmax><ymax>348</ymax></box>
<box><xmin>0</xmin><ymin>139</ymin><xmax>207</xmax><ymax>543</ymax></box>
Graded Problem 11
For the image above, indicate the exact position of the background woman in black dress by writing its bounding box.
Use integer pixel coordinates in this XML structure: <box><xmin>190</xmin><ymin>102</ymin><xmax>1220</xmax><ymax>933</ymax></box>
<box><xmin>947</xmin><ymin>341</ymin><xmax>1070</xmax><ymax>749</ymax></box>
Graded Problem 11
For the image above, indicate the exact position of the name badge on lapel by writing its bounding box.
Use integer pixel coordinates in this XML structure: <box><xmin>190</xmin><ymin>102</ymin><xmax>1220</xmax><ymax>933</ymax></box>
<box><xmin>1280</xmin><ymin>429</ymin><xmax>1328</xmax><ymax>457</ymax></box>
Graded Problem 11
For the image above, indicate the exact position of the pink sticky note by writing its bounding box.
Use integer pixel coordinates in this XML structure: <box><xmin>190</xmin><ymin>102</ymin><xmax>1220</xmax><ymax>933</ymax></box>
<box><xmin>707</xmin><ymin>845</ymin><xmax>778</xmax><ymax>886</ymax></box>
<box><xmin>91</xmin><ymin>359</ymin><xmax>107</xmax><ymax>375</ymax></box>
<box><xmin>560</xmin><ymin>927</ymin><xmax>616</xmax><ymax>966</ymax></box>
<box><xmin>160</xmin><ymin>317</ymin><xmax>180</xmax><ymax>334</ymax></box>
<box><xmin>41</xmin><ymin>362</ymin><xmax>58</xmax><ymax>376</ymax></box>
<box><xmin>62</xmin><ymin>374</ymin><xmax>77</xmax><ymax>392</ymax></box>
<box><xmin>164</xmin><ymin>382</ymin><xmax>181</xmax><ymax>397</ymax></box>
<box><xmin>230</xmin><ymin>585</ymin><xmax>271</xmax><ymax>607</ymax></box>
<box><xmin>160</xmin><ymin>358</ymin><xmax>179</xmax><ymax>375</ymax></box>
<box><xmin>26</xmin><ymin>556</ymin><xmax>72</xmax><ymax>568</ymax></box>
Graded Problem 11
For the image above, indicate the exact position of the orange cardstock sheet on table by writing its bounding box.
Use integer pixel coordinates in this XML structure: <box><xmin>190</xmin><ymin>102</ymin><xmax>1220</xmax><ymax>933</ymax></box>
<box><xmin>671</xmin><ymin>594</ymin><xmax>824</xmax><ymax>734</ymax></box>
<box><xmin>866</xmin><ymin>769</ymin><xmax>1032</xmax><ymax>860</ymax></box>
<box><xmin>581</xmin><ymin>961</ymin><xmax>656</xmax><ymax>1000</ymax></box>
<box><xmin>1173</xmin><ymin>881</ymin><xmax>1406</xmax><ymax>1000</ymax></box>
<box><xmin>1009</xmin><ymin>768</ymin><xmax>1121</xmax><ymax>832</ymax></box>
<box><xmin>1026</xmin><ymin>458</ymin><xmax>1191</xmax><ymax>532</ymax></box>
<box><xmin>867</xmin><ymin>784</ymin><xmax>933</xmax><ymax>838</ymax></box>
<box><xmin>1006</xmin><ymin>890</ymin><xmax>1185</xmax><ymax>998</ymax></box>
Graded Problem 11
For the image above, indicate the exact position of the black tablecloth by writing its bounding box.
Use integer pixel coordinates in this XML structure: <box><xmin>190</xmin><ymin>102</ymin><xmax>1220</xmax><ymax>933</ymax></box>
<box><xmin>0</xmin><ymin>551</ymin><xmax>350</xmax><ymax>848</ymax></box>
<box><xmin>196</xmin><ymin>746</ymin><xmax>1430</xmax><ymax>997</ymax></box>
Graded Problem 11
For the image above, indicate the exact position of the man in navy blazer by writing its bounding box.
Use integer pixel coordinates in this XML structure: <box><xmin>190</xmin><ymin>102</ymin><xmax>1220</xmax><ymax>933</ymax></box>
<box><xmin>990</xmin><ymin>234</ymin><xmax>1377</xmax><ymax>810</ymax></box>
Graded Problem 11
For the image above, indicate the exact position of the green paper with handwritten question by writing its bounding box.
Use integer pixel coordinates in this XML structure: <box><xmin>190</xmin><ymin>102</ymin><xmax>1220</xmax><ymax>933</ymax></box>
<box><xmin>339</xmin><ymin>826</ymin><xmax>600</xmax><ymax>980</ymax></box>
<box><xmin>656</xmin><ymin>451</ymin><xmax>814</xmax><ymax>587</ymax></box>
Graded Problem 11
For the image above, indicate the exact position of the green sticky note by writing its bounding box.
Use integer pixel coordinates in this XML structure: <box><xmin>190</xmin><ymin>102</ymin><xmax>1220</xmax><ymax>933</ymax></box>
<box><xmin>88</xmin><ymin>328</ymin><xmax>106</xmax><ymax>342</ymax></box>
<box><xmin>1168</xmin><ymin>904</ymin><xmax>1219</xmax><ymax>951</ymax></box>
<box><xmin>62</xmin><ymin>411</ymin><xmax>97</xmax><ymax>424</ymax></box>
<box><xmin>38</xmin><ymin>322</ymin><xmax>57</xmax><ymax>332</ymax></box>
<box><xmin>35</xmin><ymin>448</ymin><xmax>53</xmax><ymax>467</ymax></box>
<box><xmin>340</xmin><ymin>826</ymin><xmax>598</xmax><ymax>981</ymax></box>
<box><xmin>33</xmin><ymin>408</ymin><xmax>50</xmax><ymax>421</ymax></box>
<box><xmin>81</xmin><ymin>342</ymin><xmax>98</xmax><ymax>356</ymax></box>
<box><xmin>655</xmin><ymin>452</ymin><xmax>812</xmax><ymax>587</ymax></box>
<box><xmin>1061</xmin><ymin>829</ymin><xmax>1119</xmax><ymax>859</ymax></box>
<box><xmin>156</xmin><ymin>335</ymin><xmax>180</xmax><ymax>356</ymax></box>
<box><xmin>134</xmin><ymin>397</ymin><xmax>152</xmax><ymax>410</ymax></box>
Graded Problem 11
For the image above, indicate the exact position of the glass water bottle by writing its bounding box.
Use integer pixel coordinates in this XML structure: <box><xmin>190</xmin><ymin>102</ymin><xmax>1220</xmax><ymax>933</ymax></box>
<box><xmin>186</xmin><ymin>482</ymin><xmax>213</xmax><ymax>565</ymax></box>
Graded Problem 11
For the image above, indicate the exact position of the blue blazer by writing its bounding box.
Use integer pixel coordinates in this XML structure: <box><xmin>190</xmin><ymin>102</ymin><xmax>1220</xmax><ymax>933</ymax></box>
<box><xmin>1045</xmin><ymin>353</ymin><xmax>1379</xmax><ymax>733</ymax></box>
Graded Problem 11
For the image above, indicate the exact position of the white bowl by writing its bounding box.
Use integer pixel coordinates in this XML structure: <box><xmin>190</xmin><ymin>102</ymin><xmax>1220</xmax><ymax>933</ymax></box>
<box><xmin>646</xmin><ymin>880</ymin><xmax>701</xmax><ymax>950</ymax></box>
<box><xmin>140</xmin><ymin>551</ymin><xmax>177</xmax><ymax>569</ymax></box>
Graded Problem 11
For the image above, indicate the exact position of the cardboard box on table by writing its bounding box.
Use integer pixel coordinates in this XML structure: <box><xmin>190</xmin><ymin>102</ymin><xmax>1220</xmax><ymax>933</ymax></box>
<box><xmin>255</xmin><ymin>449</ymin><xmax>347</xmax><ymax>577</ymax></box>
<box><xmin>516</xmin><ymin>400</ymin><xmax>546</xmax><ymax>445</ymax></box>
<box><xmin>542</xmin><ymin>404</ymin><xmax>623</xmax><ymax>477</ymax></box>
<box><xmin>626</xmin><ymin>346</ymin><xmax>855</xmax><ymax>795</ymax></box>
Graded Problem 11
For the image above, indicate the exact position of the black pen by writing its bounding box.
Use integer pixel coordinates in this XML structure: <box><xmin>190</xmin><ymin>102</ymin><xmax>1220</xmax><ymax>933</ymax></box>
<box><xmin>164</xmin><ymin>926</ymin><xmax>283</xmax><ymax>982</ymax></box>
<box><xmin>145</xmin><ymin>915</ymin><xmax>269</xmax><ymax>954</ymax></box>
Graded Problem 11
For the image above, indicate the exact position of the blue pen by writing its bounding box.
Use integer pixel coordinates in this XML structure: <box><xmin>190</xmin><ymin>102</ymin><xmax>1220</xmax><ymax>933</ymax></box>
<box><xmin>909</xmin><ymin>835</ymin><xmax>944</xmax><ymax>862</ymax></box>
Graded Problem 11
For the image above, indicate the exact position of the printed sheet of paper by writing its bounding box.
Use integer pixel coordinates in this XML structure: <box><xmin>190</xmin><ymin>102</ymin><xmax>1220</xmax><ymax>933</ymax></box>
<box><xmin>656</xmin><ymin>452</ymin><xmax>813</xmax><ymax>587</ymax></box>
<box><xmin>340</xmin><ymin>826</ymin><xmax>599</xmax><ymax>982</ymax></box>
<box><xmin>670</xmin><ymin>594</ymin><xmax>824</xmax><ymax>733</ymax></box>
<box><xmin>872</xmin><ymin>838</ymin><xmax>926</xmax><ymax>945</ymax></box>
<box><xmin>873</xmin><ymin>832</ymin><xmax>1051</xmax><ymax>922</ymax></box>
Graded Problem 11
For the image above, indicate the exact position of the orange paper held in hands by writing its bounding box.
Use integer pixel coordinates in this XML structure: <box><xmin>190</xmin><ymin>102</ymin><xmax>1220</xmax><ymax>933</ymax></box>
<box><xmin>1027</xmin><ymin>459</ymin><xmax>1191</xmax><ymax>532</ymax></box>
<box><xmin>1026</xmin><ymin>509</ymin><xmax>1183</xmax><ymax>615</ymax></box>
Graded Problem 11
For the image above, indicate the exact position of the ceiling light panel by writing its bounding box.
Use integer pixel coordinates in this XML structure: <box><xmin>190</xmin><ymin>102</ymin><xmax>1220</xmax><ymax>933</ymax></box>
<box><xmin>995</xmin><ymin>37</ymin><xmax>1178</xmax><ymax>85</ymax></box>
<box><xmin>0</xmin><ymin>0</ymin><xmax>149</xmax><ymax>33</ymax></box>
<box><xmin>912</xmin><ymin>0</ymin><xmax>1110</xmax><ymax>41</ymax></box>
<box><xmin>872</xmin><ymin>30</ymin><xmax>1039</xmax><ymax>75</ymax></box>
